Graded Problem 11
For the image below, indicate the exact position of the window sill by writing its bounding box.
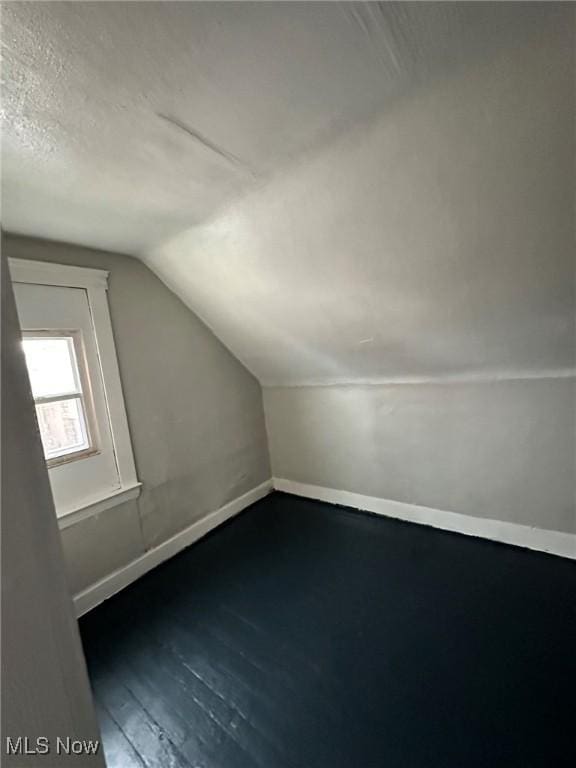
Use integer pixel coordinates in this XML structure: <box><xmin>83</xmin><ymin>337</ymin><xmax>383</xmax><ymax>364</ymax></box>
<box><xmin>57</xmin><ymin>483</ymin><xmax>142</xmax><ymax>530</ymax></box>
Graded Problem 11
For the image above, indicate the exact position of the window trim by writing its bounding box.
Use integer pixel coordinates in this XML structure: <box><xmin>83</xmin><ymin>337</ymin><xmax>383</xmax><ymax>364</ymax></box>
<box><xmin>9</xmin><ymin>258</ymin><xmax>140</xmax><ymax>525</ymax></box>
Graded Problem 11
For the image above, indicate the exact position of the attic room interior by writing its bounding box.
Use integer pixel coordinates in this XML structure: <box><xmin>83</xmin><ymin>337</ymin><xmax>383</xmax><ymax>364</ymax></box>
<box><xmin>1</xmin><ymin>1</ymin><xmax>575</xmax><ymax>766</ymax></box>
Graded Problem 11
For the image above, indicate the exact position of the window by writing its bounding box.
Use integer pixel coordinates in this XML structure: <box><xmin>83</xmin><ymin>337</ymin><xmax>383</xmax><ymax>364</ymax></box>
<box><xmin>9</xmin><ymin>258</ymin><xmax>140</xmax><ymax>526</ymax></box>
<box><xmin>22</xmin><ymin>332</ymin><xmax>97</xmax><ymax>466</ymax></box>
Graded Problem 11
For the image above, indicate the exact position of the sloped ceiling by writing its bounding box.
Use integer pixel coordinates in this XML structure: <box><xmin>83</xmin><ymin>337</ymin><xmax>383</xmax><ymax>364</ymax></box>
<box><xmin>2</xmin><ymin>2</ymin><xmax>574</xmax><ymax>384</ymax></box>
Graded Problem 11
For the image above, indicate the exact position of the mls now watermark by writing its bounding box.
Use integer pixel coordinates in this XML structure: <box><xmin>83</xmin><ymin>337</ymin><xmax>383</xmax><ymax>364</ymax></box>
<box><xmin>6</xmin><ymin>736</ymin><xmax>100</xmax><ymax>756</ymax></box>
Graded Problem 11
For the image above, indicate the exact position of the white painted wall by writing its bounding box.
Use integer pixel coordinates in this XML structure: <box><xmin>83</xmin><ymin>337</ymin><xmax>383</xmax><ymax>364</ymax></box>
<box><xmin>151</xmin><ymin>10</ymin><xmax>575</xmax><ymax>542</ymax></box>
<box><xmin>265</xmin><ymin>379</ymin><xmax>576</xmax><ymax>536</ymax></box>
<box><xmin>1</xmin><ymin>250</ymin><xmax>104</xmax><ymax>765</ymax></box>
<box><xmin>4</xmin><ymin>234</ymin><xmax>271</xmax><ymax>597</ymax></box>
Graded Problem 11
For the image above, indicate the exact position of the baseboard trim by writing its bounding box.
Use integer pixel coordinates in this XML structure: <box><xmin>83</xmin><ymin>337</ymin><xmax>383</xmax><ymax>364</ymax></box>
<box><xmin>273</xmin><ymin>478</ymin><xmax>575</xmax><ymax>560</ymax></box>
<box><xmin>74</xmin><ymin>479</ymin><xmax>273</xmax><ymax>617</ymax></box>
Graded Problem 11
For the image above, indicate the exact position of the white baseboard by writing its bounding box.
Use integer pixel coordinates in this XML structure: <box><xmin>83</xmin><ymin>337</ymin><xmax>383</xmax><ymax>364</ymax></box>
<box><xmin>273</xmin><ymin>478</ymin><xmax>576</xmax><ymax>560</ymax></box>
<box><xmin>74</xmin><ymin>479</ymin><xmax>273</xmax><ymax>616</ymax></box>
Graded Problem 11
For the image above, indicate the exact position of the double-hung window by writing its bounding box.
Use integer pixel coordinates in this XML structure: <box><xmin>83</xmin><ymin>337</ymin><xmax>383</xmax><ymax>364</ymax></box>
<box><xmin>9</xmin><ymin>258</ymin><xmax>140</xmax><ymax>526</ymax></box>
<box><xmin>22</xmin><ymin>331</ymin><xmax>97</xmax><ymax>466</ymax></box>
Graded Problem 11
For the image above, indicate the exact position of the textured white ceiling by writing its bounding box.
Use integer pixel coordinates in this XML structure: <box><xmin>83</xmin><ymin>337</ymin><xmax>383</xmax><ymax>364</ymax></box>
<box><xmin>2</xmin><ymin>3</ymin><xmax>574</xmax><ymax>384</ymax></box>
<box><xmin>1</xmin><ymin>1</ymin><xmax>548</xmax><ymax>253</ymax></box>
<box><xmin>147</xmin><ymin>4</ymin><xmax>574</xmax><ymax>385</ymax></box>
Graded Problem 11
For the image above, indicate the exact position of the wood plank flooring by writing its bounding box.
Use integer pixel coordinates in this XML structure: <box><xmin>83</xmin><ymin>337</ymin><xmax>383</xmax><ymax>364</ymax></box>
<box><xmin>80</xmin><ymin>491</ymin><xmax>576</xmax><ymax>767</ymax></box>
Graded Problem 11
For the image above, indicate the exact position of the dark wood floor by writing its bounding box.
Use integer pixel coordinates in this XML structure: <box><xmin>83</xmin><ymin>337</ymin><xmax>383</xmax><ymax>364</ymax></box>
<box><xmin>80</xmin><ymin>492</ymin><xmax>576</xmax><ymax>768</ymax></box>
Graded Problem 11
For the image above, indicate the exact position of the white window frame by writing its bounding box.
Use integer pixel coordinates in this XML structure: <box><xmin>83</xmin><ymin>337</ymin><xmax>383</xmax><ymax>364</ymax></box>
<box><xmin>22</xmin><ymin>330</ymin><xmax>100</xmax><ymax>467</ymax></box>
<box><xmin>9</xmin><ymin>258</ymin><xmax>141</xmax><ymax>529</ymax></box>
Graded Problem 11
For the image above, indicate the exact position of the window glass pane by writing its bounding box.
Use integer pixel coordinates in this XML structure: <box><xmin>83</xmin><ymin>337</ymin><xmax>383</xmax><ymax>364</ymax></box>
<box><xmin>22</xmin><ymin>337</ymin><xmax>80</xmax><ymax>398</ymax></box>
<box><xmin>35</xmin><ymin>398</ymin><xmax>90</xmax><ymax>460</ymax></box>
